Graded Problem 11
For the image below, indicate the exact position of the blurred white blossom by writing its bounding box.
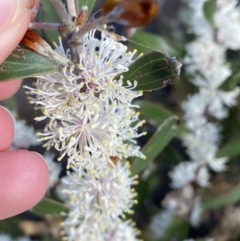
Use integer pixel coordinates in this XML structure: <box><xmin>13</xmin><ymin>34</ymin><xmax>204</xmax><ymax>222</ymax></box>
<box><xmin>0</xmin><ymin>235</ymin><xmax>31</xmax><ymax>241</ymax></box>
<box><xmin>42</xmin><ymin>152</ymin><xmax>61</xmax><ymax>188</ymax></box>
<box><xmin>11</xmin><ymin>113</ymin><xmax>39</xmax><ymax>149</ymax></box>
<box><xmin>190</xmin><ymin>197</ymin><xmax>202</xmax><ymax>227</ymax></box>
<box><xmin>164</xmin><ymin>0</ymin><xmax>240</xmax><ymax>233</ymax></box>
<box><xmin>170</xmin><ymin>162</ymin><xmax>209</xmax><ymax>189</ymax></box>
<box><xmin>215</xmin><ymin>0</ymin><xmax>240</xmax><ymax>50</ymax></box>
<box><xmin>149</xmin><ymin>209</ymin><xmax>175</xmax><ymax>239</ymax></box>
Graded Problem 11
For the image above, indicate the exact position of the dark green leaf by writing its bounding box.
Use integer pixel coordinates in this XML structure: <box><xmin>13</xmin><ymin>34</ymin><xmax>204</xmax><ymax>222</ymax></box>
<box><xmin>76</xmin><ymin>0</ymin><xmax>96</xmax><ymax>17</ymax></box>
<box><xmin>203</xmin><ymin>0</ymin><xmax>217</xmax><ymax>26</ymax></box>
<box><xmin>203</xmin><ymin>185</ymin><xmax>240</xmax><ymax>210</ymax></box>
<box><xmin>130</xmin><ymin>30</ymin><xmax>181</xmax><ymax>57</ymax></box>
<box><xmin>120</xmin><ymin>51</ymin><xmax>182</xmax><ymax>91</ymax></box>
<box><xmin>0</xmin><ymin>47</ymin><xmax>59</xmax><ymax>81</ymax></box>
<box><xmin>32</xmin><ymin>198</ymin><xmax>68</xmax><ymax>215</ymax></box>
<box><xmin>217</xmin><ymin>137</ymin><xmax>240</xmax><ymax>159</ymax></box>
<box><xmin>135</xmin><ymin>100</ymin><xmax>173</xmax><ymax>126</ymax></box>
<box><xmin>131</xmin><ymin>116</ymin><xmax>178</xmax><ymax>175</ymax></box>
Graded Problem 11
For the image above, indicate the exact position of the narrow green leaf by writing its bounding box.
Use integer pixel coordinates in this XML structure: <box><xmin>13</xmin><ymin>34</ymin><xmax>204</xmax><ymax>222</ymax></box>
<box><xmin>76</xmin><ymin>0</ymin><xmax>96</xmax><ymax>16</ymax></box>
<box><xmin>0</xmin><ymin>47</ymin><xmax>59</xmax><ymax>81</ymax></box>
<box><xmin>131</xmin><ymin>116</ymin><xmax>178</xmax><ymax>175</ymax></box>
<box><xmin>32</xmin><ymin>198</ymin><xmax>68</xmax><ymax>215</ymax></box>
<box><xmin>130</xmin><ymin>30</ymin><xmax>181</xmax><ymax>57</ymax></box>
<box><xmin>37</xmin><ymin>0</ymin><xmax>60</xmax><ymax>43</ymax></box>
<box><xmin>203</xmin><ymin>0</ymin><xmax>217</xmax><ymax>26</ymax></box>
<box><xmin>203</xmin><ymin>185</ymin><xmax>240</xmax><ymax>210</ymax></box>
<box><xmin>135</xmin><ymin>100</ymin><xmax>173</xmax><ymax>126</ymax></box>
<box><xmin>120</xmin><ymin>52</ymin><xmax>182</xmax><ymax>91</ymax></box>
<box><xmin>217</xmin><ymin>137</ymin><xmax>240</xmax><ymax>159</ymax></box>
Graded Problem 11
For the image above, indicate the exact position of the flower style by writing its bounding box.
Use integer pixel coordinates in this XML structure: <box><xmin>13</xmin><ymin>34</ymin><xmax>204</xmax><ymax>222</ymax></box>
<box><xmin>25</xmin><ymin>30</ymin><xmax>145</xmax><ymax>172</ymax></box>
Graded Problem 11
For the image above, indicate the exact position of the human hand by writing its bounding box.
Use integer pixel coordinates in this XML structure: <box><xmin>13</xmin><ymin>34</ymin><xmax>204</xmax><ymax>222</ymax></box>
<box><xmin>0</xmin><ymin>0</ymin><xmax>49</xmax><ymax>220</ymax></box>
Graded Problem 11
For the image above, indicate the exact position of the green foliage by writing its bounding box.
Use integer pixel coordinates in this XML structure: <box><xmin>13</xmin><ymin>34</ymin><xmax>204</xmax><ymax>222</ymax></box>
<box><xmin>131</xmin><ymin>116</ymin><xmax>179</xmax><ymax>176</ymax></box>
<box><xmin>217</xmin><ymin>137</ymin><xmax>240</xmax><ymax>159</ymax></box>
<box><xmin>32</xmin><ymin>198</ymin><xmax>68</xmax><ymax>215</ymax></box>
<box><xmin>0</xmin><ymin>47</ymin><xmax>59</xmax><ymax>81</ymax></box>
<box><xmin>203</xmin><ymin>0</ymin><xmax>217</xmax><ymax>26</ymax></box>
<box><xmin>129</xmin><ymin>30</ymin><xmax>181</xmax><ymax>57</ymax></box>
<box><xmin>75</xmin><ymin>0</ymin><xmax>96</xmax><ymax>16</ymax></box>
<box><xmin>120</xmin><ymin>52</ymin><xmax>182</xmax><ymax>91</ymax></box>
<box><xmin>135</xmin><ymin>100</ymin><xmax>173</xmax><ymax>126</ymax></box>
<box><xmin>203</xmin><ymin>185</ymin><xmax>240</xmax><ymax>210</ymax></box>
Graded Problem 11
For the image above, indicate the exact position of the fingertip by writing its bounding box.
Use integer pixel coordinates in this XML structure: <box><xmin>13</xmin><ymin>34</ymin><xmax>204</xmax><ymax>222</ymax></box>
<box><xmin>0</xmin><ymin>106</ymin><xmax>15</xmax><ymax>151</ymax></box>
<box><xmin>0</xmin><ymin>0</ymin><xmax>37</xmax><ymax>63</ymax></box>
<box><xmin>0</xmin><ymin>79</ymin><xmax>22</xmax><ymax>100</ymax></box>
<box><xmin>0</xmin><ymin>150</ymin><xmax>49</xmax><ymax>220</ymax></box>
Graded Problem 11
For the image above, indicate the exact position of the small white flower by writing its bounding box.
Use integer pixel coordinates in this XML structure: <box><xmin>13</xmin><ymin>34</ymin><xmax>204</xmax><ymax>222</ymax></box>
<box><xmin>187</xmin><ymin>0</ymin><xmax>212</xmax><ymax>37</ymax></box>
<box><xmin>149</xmin><ymin>208</ymin><xmax>175</xmax><ymax>239</ymax></box>
<box><xmin>190</xmin><ymin>197</ymin><xmax>202</xmax><ymax>227</ymax></box>
<box><xmin>183</xmin><ymin>133</ymin><xmax>228</xmax><ymax>172</ymax></box>
<box><xmin>215</xmin><ymin>0</ymin><xmax>240</xmax><ymax>50</ymax></box>
<box><xmin>184</xmin><ymin>39</ymin><xmax>231</xmax><ymax>89</ymax></box>
<box><xmin>11</xmin><ymin>113</ymin><xmax>39</xmax><ymax>149</ymax></box>
<box><xmin>169</xmin><ymin>162</ymin><xmax>209</xmax><ymax>189</ymax></box>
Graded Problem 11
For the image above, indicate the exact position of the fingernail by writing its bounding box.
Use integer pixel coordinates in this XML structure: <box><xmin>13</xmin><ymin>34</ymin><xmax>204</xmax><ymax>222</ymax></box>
<box><xmin>0</xmin><ymin>0</ymin><xmax>14</xmax><ymax>30</ymax></box>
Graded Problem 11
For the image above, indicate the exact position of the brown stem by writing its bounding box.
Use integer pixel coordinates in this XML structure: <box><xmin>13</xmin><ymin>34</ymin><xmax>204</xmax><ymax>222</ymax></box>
<box><xmin>29</xmin><ymin>22</ymin><xmax>61</xmax><ymax>31</ymax></box>
<box><xmin>49</xmin><ymin>0</ymin><xmax>72</xmax><ymax>26</ymax></box>
<box><xmin>70</xmin><ymin>16</ymin><xmax>107</xmax><ymax>44</ymax></box>
<box><xmin>66</xmin><ymin>0</ymin><xmax>77</xmax><ymax>18</ymax></box>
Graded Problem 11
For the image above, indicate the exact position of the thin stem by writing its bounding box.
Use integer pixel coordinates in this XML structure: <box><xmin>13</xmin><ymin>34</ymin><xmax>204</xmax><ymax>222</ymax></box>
<box><xmin>70</xmin><ymin>16</ymin><xmax>106</xmax><ymax>44</ymax></box>
<box><xmin>66</xmin><ymin>0</ymin><xmax>77</xmax><ymax>18</ymax></box>
<box><xmin>29</xmin><ymin>22</ymin><xmax>61</xmax><ymax>31</ymax></box>
<box><xmin>49</xmin><ymin>0</ymin><xmax>72</xmax><ymax>26</ymax></box>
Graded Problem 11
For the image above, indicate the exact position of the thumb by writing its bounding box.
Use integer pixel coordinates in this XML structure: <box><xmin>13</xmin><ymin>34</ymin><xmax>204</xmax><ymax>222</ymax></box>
<box><xmin>0</xmin><ymin>0</ymin><xmax>38</xmax><ymax>64</ymax></box>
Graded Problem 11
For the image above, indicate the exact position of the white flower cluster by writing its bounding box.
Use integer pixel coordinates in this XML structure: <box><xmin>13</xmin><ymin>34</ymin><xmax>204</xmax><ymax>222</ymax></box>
<box><xmin>160</xmin><ymin>0</ymin><xmax>240</xmax><ymax>231</ymax></box>
<box><xmin>171</xmin><ymin>0</ymin><xmax>240</xmax><ymax>191</ymax></box>
<box><xmin>25</xmin><ymin>30</ymin><xmax>144</xmax><ymax>240</ymax></box>
<box><xmin>59</xmin><ymin>162</ymin><xmax>139</xmax><ymax>241</ymax></box>
<box><xmin>25</xmin><ymin>30</ymin><xmax>145</xmax><ymax>172</ymax></box>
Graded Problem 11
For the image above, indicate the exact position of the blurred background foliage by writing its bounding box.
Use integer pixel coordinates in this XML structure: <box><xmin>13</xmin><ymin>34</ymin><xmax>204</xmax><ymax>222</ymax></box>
<box><xmin>1</xmin><ymin>0</ymin><xmax>240</xmax><ymax>241</ymax></box>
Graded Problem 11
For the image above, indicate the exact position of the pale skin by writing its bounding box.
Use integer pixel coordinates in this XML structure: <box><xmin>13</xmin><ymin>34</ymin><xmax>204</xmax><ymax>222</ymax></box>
<box><xmin>0</xmin><ymin>0</ymin><xmax>49</xmax><ymax>220</ymax></box>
